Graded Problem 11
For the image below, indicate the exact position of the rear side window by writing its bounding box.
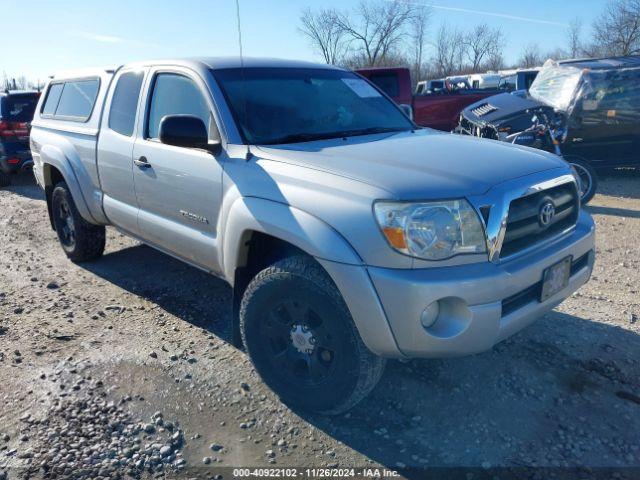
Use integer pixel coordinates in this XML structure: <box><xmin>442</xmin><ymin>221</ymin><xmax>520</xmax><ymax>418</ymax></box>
<box><xmin>42</xmin><ymin>79</ymin><xmax>99</xmax><ymax>121</ymax></box>
<box><xmin>146</xmin><ymin>73</ymin><xmax>210</xmax><ymax>139</ymax></box>
<box><xmin>109</xmin><ymin>71</ymin><xmax>144</xmax><ymax>136</ymax></box>
<box><xmin>42</xmin><ymin>83</ymin><xmax>64</xmax><ymax>116</ymax></box>
<box><xmin>55</xmin><ymin>80</ymin><xmax>100</xmax><ymax>120</ymax></box>
<box><xmin>368</xmin><ymin>73</ymin><xmax>399</xmax><ymax>98</ymax></box>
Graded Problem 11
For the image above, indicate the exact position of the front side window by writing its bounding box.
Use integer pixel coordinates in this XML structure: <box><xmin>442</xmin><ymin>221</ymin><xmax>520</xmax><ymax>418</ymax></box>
<box><xmin>55</xmin><ymin>79</ymin><xmax>100</xmax><ymax>120</ymax></box>
<box><xmin>577</xmin><ymin>69</ymin><xmax>640</xmax><ymax>125</ymax></box>
<box><xmin>109</xmin><ymin>71</ymin><xmax>144</xmax><ymax>136</ymax></box>
<box><xmin>213</xmin><ymin>68</ymin><xmax>413</xmax><ymax>145</ymax></box>
<box><xmin>146</xmin><ymin>73</ymin><xmax>210</xmax><ymax>139</ymax></box>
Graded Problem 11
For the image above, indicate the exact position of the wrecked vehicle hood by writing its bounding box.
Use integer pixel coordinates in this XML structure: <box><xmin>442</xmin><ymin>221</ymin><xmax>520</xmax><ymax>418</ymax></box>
<box><xmin>461</xmin><ymin>92</ymin><xmax>547</xmax><ymax>127</ymax></box>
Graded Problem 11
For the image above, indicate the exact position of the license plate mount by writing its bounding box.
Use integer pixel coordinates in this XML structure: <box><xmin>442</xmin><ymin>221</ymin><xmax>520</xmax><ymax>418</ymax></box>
<box><xmin>540</xmin><ymin>256</ymin><xmax>572</xmax><ymax>302</ymax></box>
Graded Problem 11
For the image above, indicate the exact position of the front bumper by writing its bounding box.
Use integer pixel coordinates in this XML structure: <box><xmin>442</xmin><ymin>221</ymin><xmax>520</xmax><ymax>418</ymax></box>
<box><xmin>366</xmin><ymin>209</ymin><xmax>595</xmax><ymax>358</ymax></box>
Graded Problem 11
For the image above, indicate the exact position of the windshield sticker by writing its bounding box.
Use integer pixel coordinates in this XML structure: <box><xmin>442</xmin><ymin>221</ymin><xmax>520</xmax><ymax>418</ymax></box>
<box><xmin>341</xmin><ymin>78</ymin><xmax>382</xmax><ymax>98</ymax></box>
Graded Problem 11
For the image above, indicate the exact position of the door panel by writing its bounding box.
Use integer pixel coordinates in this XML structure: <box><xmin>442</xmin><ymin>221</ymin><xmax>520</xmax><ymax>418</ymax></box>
<box><xmin>97</xmin><ymin>69</ymin><xmax>146</xmax><ymax>234</ymax></box>
<box><xmin>132</xmin><ymin>70</ymin><xmax>224</xmax><ymax>272</ymax></box>
<box><xmin>132</xmin><ymin>142</ymin><xmax>223</xmax><ymax>268</ymax></box>
<box><xmin>566</xmin><ymin>70</ymin><xmax>640</xmax><ymax>167</ymax></box>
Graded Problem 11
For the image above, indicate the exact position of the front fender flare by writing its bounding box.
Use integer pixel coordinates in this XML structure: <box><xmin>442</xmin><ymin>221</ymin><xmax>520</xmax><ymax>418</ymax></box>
<box><xmin>222</xmin><ymin>197</ymin><xmax>403</xmax><ymax>357</ymax></box>
<box><xmin>222</xmin><ymin>196</ymin><xmax>362</xmax><ymax>281</ymax></box>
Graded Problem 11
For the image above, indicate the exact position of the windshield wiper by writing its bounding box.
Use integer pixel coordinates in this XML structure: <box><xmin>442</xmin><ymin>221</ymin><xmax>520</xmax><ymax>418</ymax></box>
<box><xmin>335</xmin><ymin>127</ymin><xmax>411</xmax><ymax>138</ymax></box>
<box><xmin>261</xmin><ymin>127</ymin><xmax>410</xmax><ymax>145</ymax></box>
<box><xmin>260</xmin><ymin>132</ymin><xmax>343</xmax><ymax>145</ymax></box>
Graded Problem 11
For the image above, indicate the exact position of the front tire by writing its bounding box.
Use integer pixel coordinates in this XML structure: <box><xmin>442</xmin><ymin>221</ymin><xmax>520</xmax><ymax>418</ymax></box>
<box><xmin>51</xmin><ymin>182</ymin><xmax>106</xmax><ymax>262</ymax></box>
<box><xmin>566</xmin><ymin>156</ymin><xmax>598</xmax><ymax>204</ymax></box>
<box><xmin>240</xmin><ymin>255</ymin><xmax>386</xmax><ymax>415</ymax></box>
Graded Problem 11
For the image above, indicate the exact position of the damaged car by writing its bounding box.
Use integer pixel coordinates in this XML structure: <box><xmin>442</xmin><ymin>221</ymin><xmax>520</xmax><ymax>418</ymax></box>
<box><xmin>456</xmin><ymin>56</ymin><xmax>640</xmax><ymax>203</ymax></box>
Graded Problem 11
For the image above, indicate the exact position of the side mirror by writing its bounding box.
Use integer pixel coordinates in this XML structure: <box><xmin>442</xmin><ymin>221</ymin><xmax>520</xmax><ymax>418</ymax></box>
<box><xmin>399</xmin><ymin>103</ymin><xmax>413</xmax><ymax>120</ymax></box>
<box><xmin>159</xmin><ymin>115</ymin><xmax>221</xmax><ymax>155</ymax></box>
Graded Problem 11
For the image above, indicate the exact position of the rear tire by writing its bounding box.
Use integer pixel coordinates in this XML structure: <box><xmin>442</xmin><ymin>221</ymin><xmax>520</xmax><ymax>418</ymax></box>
<box><xmin>566</xmin><ymin>156</ymin><xmax>598</xmax><ymax>204</ymax></box>
<box><xmin>240</xmin><ymin>255</ymin><xmax>386</xmax><ymax>415</ymax></box>
<box><xmin>0</xmin><ymin>171</ymin><xmax>10</xmax><ymax>188</ymax></box>
<box><xmin>51</xmin><ymin>181</ymin><xmax>105</xmax><ymax>262</ymax></box>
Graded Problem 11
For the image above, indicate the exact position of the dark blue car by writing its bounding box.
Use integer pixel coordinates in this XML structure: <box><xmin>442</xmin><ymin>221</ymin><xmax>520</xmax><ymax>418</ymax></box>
<box><xmin>0</xmin><ymin>90</ymin><xmax>40</xmax><ymax>186</ymax></box>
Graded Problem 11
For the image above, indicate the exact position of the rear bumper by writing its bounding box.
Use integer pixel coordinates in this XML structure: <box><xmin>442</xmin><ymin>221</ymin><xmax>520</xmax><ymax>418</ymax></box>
<box><xmin>365</xmin><ymin>209</ymin><xmax>595</xmax><ymax>358</ymax></box>
<box><xmin>0</xmin><ymin>149</ymin><xmax>33</xmax><ymax>174</ymax></box>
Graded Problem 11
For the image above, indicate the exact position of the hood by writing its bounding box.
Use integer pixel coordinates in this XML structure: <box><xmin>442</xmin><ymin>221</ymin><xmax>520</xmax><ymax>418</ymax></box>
<box><xmin>254</xmin><ymin>129</ymin><xmax>566</xmax><ymax>200</ymax></box>
<box><xmin>462</xmin><ymin>92</ymin><xmax>545</xmax><ymax>126</ymax></box>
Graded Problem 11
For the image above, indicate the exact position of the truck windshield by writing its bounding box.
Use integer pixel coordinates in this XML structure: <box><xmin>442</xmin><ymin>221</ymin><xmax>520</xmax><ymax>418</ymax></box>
<box><xmin>213</xmin><ymin>68</ymin><xmax>413</xmax><ymax>145</ymax></box>
<box><xmin>529</xmin><ymin>64</ymin><xmax>583</xmax><ymax>111</ymax></box>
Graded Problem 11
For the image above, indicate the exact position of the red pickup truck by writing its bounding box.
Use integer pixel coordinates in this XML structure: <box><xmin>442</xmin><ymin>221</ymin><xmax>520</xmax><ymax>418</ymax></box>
<box><xmin>356</xmin><ymin>67</ymin><xmax>501</xmax><ymax>132</ymax></box>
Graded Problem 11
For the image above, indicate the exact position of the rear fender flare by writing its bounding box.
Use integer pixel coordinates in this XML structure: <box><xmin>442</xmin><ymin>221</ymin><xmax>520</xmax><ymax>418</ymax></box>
<box><xmin>40</xmin><ymin>145</ymin><xmax>97</xmax><ymax>224</ymax></box>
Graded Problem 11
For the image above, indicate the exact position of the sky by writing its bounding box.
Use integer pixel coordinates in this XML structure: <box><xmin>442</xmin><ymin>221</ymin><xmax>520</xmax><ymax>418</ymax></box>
<box><xmin>3</xmin><ymin>0</ymin><xmax>606</xmax><ymax>84</ymax></box>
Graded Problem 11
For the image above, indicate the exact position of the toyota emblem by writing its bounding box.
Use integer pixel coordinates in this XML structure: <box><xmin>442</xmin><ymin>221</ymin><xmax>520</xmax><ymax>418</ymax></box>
<box><xmin>539</xmin><ymin>202</ymin><xmax>556</xmax><ymax>226</ymax></box>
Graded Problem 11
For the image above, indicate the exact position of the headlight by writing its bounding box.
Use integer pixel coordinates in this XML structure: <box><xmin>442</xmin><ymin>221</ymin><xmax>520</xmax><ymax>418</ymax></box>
<box><xmin>374</xmin><ymin>200</ymin><xmax>487</xmax><ymax>260</ymax></box>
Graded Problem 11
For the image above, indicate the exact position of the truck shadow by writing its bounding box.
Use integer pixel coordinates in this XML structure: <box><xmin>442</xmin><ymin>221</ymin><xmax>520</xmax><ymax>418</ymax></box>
<box><xmin>82</xmin><ymin>243</ymin><xmax>234</xmax><ymax>343</ymax></box>
<box><xmin>586</xmin><ymin>205</ymin><xmax>640</xmax><ymax>219</ymax></box>
<box><xmin>596</xmin><ymin>168</ymin><xmax>640</xmax><ymax>201</ymax></box>
<box><xmin>2</xmin><ymin>171</ymin><xmax>43</xmax><ymax>200</ymax></box>
<box><xmin>83</xmin><ymin>242</ymin><xmax>640</xmax><ymax>474</ymax></box>
<box><xmin>298</xmin><ymin>311</ymin><xmax>640</xmax><ymax>475</ymax></box>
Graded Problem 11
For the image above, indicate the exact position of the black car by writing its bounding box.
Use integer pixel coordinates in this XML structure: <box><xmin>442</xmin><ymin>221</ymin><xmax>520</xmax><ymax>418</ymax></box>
<box><xmin>457</xmin><ymin>56</ymin><xmax>640</xmax><ymax>201</ymax></box>
<box><xmin>0</xmin><ymin>90</ymin><xmax>40</xmax><ymax>187</ymax></box>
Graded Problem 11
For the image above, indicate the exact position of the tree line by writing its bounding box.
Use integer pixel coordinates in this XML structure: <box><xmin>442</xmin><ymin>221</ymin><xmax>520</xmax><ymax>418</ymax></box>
<box><xmin>2</xmin><ymin>72</ymin><xmax>44</xmax><ymax>91</ymax></box>
<box><xmin>299</xmin><ymin>0</ymin><xmax>640</xmax><ymax>83</ymax></box>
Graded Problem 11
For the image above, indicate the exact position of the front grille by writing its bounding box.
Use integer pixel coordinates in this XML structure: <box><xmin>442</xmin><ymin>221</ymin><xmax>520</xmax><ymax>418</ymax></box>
<box><xmin>501</xmin><ymin>182</ymin><xmax>579</xmax><ymax>258</ymax></box>
<box><xmin>471</xmin><ymin>103</ymin><xmax>498</xmax><ymax>117</ymax></box>
<box><xmin>458</xmin><ymin>116</ymin><xmax>474</xmax><ymax>134</ymax></box>
<box><xmin>458</xmin><ymin>116</ymin><xmax>498</xmax><ymax>139</ymax></box>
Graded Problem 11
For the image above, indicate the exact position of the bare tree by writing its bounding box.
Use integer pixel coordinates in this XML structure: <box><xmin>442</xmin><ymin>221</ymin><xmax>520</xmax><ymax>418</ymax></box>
<box><xmin>463</xmin><ymin>23</ymin><xmax>504</xmax><ymax>71</ymax></box>
<box><xmin>546</xmin><ymin>46</ymin><xmax>570</xmax><ymax>61</ymax></box>
<box><xmin>567</xmin><ymin>18</ymin><xmax>583</xmax><ymax>58</ymax></box>
<box><xmin>299</xmin><ymin>7</ymin><xmax>348</xmax><ymax>64</ymax></box>
<box><xmin>409</xmin><ymin>6</ymin><xmax>431</xmax><ymax>83</ymax></box>
<box><xmin>519</xmin><ymin>43</ymin><xmax>543</xmax><ymax>68</ymax></box>
<box><xmin>591</xmin><ymin>0</ymin><xmax>640</xmax><ymax>56</ymax></box>
<box><xmin>15</xmin><ymin>76</ymin><xmax>28</xmax><ymax>90</ymax></box>
<box><xmin>335</xmin><ymin>0</ymin><xmax>418</xmax><ymax>67</ymax></box>
<box><xmin>433</xmin><ymin>23</ymin><xmax>465</xmax><ymax>77</ymax></box>
<box><xmin>485</xmin><ymin>52</ymin><xmax>506</xmax><ymax>72</ymax></box>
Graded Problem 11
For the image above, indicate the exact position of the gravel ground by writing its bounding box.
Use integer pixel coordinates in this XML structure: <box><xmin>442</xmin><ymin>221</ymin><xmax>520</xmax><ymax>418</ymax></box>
<box><xmin>0</xmin><ymin>171</ymin><xmax>639</xmax><ymax>479</ymax></box>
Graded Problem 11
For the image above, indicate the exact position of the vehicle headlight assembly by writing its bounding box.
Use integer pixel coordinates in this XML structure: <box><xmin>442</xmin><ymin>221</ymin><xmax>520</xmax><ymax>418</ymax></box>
<box><xmin>374</xmin><ymin>200</ymin><xmax>487</xmax><ymax>260</ymax></box>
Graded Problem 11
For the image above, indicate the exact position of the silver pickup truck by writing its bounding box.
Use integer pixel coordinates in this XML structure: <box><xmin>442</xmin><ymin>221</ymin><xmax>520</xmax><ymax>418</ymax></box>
<box><xmin>30</xmin><ymin>58</ymin><xmax>595</xmax><ymax>414</ymax></box>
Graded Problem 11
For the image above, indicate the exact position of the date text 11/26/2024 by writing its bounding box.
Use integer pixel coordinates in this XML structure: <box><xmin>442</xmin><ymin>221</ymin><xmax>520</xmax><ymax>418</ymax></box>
<box><xmin>232</xmin><ymin>468</ymin><xmax>400</xmax><ymax>478</ymax></box>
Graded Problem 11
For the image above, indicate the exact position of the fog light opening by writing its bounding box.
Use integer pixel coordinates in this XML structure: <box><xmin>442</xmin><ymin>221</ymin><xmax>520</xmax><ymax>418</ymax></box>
<box><xmin>420</xmin><ymin>301</ymin><xmax>440</xmax><ymax>329</ymax></box>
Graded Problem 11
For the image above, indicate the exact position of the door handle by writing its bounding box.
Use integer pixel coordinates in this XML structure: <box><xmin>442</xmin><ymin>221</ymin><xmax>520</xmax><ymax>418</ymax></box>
<box><xmin>134</xmin><ymin>156</ymin><xmax>151</xmax><ymax>168</ymax></box>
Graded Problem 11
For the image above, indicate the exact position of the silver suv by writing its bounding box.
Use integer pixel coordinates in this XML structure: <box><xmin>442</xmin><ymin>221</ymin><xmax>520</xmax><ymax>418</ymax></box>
<box><xmin>30</xmin><ymin>58</ymin><xmax>595</xmax><ymax>414</ymax></box>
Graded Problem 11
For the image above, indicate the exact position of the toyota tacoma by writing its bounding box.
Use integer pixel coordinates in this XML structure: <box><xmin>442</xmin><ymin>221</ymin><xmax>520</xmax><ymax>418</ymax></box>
<box><xmin>30</xmin><ymin>58</ymin><xmax>595</xmax><ymax>414</ymax></box>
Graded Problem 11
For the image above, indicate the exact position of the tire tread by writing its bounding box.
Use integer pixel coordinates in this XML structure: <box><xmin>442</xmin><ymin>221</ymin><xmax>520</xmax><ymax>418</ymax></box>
<box><xmin>239</xmin><ymin>255</ymin><xmax>385</xmax><ymax>415</ymax></box>
<box><xmin>52</xmin><ymin>182</ymin><xmax>105</xmax><ymax>262</ymax></box>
